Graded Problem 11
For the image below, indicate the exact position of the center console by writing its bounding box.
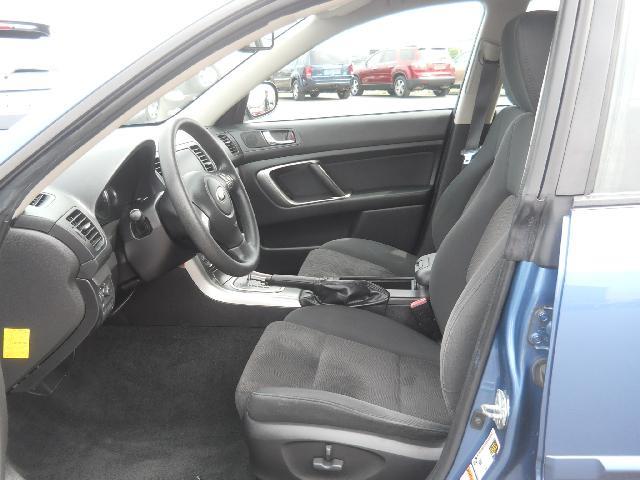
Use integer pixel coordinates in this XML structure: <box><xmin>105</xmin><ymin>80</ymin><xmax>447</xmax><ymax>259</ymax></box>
<box><xmin>185</xmin><ymin>254</ymin><xmax>434</xmax><ymax>332</ymax></box>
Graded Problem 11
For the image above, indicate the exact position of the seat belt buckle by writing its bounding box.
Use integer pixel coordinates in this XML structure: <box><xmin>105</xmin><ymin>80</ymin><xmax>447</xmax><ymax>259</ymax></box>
<box><xmin>461</xmin><ymin>148</ymin><xmax>479</xmax><ymax>165</ymax></box>
<box><xmin>410</xmin><ymin>297</ymin><xmax>430</xmax><ymax>310</ymax></box>
<box><xmin>410</xmin><ymin>297</ymin><xmax>432</xmax><ymax>329</ymax></box>
<box><xmin>410</xmin><ymin>297</ymin><xmax>441</xmax><ymax>341</ymax></box>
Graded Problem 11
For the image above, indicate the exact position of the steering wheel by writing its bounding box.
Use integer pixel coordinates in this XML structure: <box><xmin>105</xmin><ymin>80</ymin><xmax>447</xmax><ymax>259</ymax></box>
<box><xmin>158</xmin><ymin>118</ymin><xmax>260</xmax><ymax>277</ymax></box>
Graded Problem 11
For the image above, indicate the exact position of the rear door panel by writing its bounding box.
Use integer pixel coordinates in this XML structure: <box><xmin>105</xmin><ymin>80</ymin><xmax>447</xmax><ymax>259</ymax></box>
<box><xmin>541</xmin><ymin>205</ymin><xmax>640</xmax><ymax>479</ymax></box>
<box><xmin>272</xmin><ymin>60</ymin><xmax>296</xmax><ymax>91</ymax></box>
<box><xmin>226</xmin><ymin>109</ymin><xmax>451</xmax><ymax>273</ymax></box>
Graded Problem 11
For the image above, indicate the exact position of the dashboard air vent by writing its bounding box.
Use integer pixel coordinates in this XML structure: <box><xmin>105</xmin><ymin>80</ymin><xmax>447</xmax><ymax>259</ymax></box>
<box><xmin>66</xmin><ymin>209</ymin><xmax>104</xmax><ymax>251</ymax></box>
<box><xmin>153</xmin><ymin>157</ymin><xmax>163</xmax><ymax>178</ymax></box>
<box><xmin>190</xmin><ymin>145</ymin><xmax>216</xmax><ymax>173</ymax></box>
<box><xmin>218</xmin><ymin>134</ymin><xmax>239</xmax><ymax>155</ymax></box>
<box><xmin>30</xmin><ymin>192</ymin><xmax>52</xmax><ymax>207</ymax></box>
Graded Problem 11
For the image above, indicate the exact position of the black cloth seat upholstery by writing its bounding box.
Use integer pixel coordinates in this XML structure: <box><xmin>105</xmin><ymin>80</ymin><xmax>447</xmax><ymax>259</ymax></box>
<box><xmin>298</xmin><ymin>30</ymin><xmax>536</xmax><ymax>279</ymax></box>
<box><xmin>236</xmin><ymin>305</ymin><xmax>449</xmax><ymax>442</ymax></box>
<box><xmin>297</xmin><ymin>237</ymin><xmax>418</xmax><ymax>278</ymax></box>
<box><xmin>236</xmin><ymin>11</ymin><xmax>557</xmax><ymax>478</ymax></box>
<box><xmin>298</xmin><ymin>110</ymin><xmax>520</xmax><ymax>278</ymax></box>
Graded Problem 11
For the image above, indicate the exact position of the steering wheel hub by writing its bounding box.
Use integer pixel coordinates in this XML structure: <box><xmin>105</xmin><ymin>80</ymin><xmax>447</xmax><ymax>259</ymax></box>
<box><xmin>215</xmin><ymin>185</ymin><xmax>227</xmax><ymax>201</ymax></box>
<box><xmin>158</xmin><ymin>118</ymin><xmax>260</xmax><ymax>276</ymax></box>
<box><xmin>205</xmin><ymin>176</ymin><xmax>233</xmax><ymax>215</ymax></box>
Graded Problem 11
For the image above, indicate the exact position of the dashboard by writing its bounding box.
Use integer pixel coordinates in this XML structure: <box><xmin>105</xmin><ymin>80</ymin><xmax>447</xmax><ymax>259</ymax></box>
<box><xmin>94</xmin><ymin>143</ymin><xmax>155</xmax><ymax>226</ymax></box>
<box><xmin>1</xmin><ymin>124</ymin><xmax>243</xmax><ymax>391</ymax></box>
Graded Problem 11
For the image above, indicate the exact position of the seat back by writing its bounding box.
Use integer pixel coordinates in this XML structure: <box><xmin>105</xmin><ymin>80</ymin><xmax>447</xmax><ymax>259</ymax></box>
<box><xmin>427</xmin><ymin>106</ymin><xmax>522</xmax><ymax>253</ymax></box>
<box><xmin>429</xmin><ymin>10</ymin><xmax>557</xmax><ymax>414</ymax></box>
<box><xmin>426</xmin><ymin>10</ymin><xmax>557</xmax><ymax>255</ymax></box>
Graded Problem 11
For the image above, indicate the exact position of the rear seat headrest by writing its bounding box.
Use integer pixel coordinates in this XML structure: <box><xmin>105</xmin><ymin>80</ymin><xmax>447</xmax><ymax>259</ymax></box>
<box><xmin>501</xmin><ymin>10</ymin><xmax>557</xmax><ymax>113</ymax></box>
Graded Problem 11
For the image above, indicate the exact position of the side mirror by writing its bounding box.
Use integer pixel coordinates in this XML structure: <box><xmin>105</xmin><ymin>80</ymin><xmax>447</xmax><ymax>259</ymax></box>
<box><xmin>240</xmin><ymin>33</ymin><xmax>274</xmax><ymax>52</ymax></box>
<box><xmin>0</xmin><ymin>20</ymin><xmax>49</xmax><ymax>38</ymax></box>
<box><xmin>246</xmin><ymin>82</ymin><xmax>278</xmax><ymax>118</ymax></box>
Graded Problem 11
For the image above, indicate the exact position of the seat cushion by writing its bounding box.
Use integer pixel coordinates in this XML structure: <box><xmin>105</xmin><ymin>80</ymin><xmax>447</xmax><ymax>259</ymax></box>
<box><xmin>236</xmin><ymin>306</ymin><xmax>450</xmax><ymax>442</ymax></box>
<box><xmin>298</xmin><ymin>238</ymin><xmax>416</xmax><ymax>278</ymax></box>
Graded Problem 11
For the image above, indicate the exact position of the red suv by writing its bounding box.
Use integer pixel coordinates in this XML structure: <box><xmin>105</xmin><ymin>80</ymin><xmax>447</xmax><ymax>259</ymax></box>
<box><xmin>351</xmin><ymin>47</ymin><xmax>455</xmax><ymax>97</ymax></box>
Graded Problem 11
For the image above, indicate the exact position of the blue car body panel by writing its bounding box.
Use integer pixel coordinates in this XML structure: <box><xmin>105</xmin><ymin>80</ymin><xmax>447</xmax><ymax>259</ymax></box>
<box><xmin>448</xmin><ymin>261</ymin><xmax>557</xmax><ymax>479</ymax></box>
<box><xmin>540</xmin><ymin>205</ymin><xmax>640</xmax><ymax>479</ymax></box>
<box><xmin>449</xmin><ymin>205</ymin><xmax>640</xmax><ymax>479</ymax></box>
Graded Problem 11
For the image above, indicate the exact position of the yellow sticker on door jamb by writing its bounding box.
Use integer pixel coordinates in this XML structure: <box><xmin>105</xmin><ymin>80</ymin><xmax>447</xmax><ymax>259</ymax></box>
<box><xmin>3</xmin><ymin>328</ymin><xmax>30</xmax><ymax>359</ymax></box>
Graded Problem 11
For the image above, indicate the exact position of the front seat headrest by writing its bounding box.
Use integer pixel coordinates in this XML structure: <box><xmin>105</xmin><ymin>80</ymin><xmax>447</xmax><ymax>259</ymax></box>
<box><xmin>501</xmin><ymin>10</ymin><xmax>557</xmax><ymax>113</ymax></box>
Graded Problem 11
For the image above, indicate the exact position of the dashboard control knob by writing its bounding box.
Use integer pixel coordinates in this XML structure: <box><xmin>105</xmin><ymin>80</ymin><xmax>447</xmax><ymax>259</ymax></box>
<box><xmin>129</xmin><ymin>209</ymin><xmax>143</xmax><ymax>222</ymax></box>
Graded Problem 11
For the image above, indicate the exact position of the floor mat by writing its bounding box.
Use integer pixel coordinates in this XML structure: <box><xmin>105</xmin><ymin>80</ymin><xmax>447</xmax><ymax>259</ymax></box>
<box><xmin>7</xmin><ymin>325</ymin><xmax>263</xmax><ymax>480</ymax></box>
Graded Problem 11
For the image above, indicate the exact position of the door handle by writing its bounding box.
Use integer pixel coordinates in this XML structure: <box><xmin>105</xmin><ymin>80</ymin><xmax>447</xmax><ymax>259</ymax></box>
<box><xmin>256</xmin><ymin>160</ymin><xmax>350</xmax><ymax>206</ymax></box>
<box><xmin>308</xmin><ymin>162</ymin><xmax>347</xmax><ymax>198</ymax></box>
<box><xmin>262</xmin><ymin>130</ymin><xmax>296</xmax><ymax>145</ymax></box>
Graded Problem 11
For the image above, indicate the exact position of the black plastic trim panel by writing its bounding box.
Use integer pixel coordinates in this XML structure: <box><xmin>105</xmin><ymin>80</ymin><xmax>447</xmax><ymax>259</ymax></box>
<box><xmin>228</xmin><ymin>109</ymin><xmax>451</xmax><ymax>165</ymax></box>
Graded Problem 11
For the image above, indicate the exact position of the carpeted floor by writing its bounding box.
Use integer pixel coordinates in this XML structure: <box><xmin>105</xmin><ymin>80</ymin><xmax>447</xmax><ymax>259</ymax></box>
<box><xmin>7</xmin><ymin>325</ymin><xmax>263</xmax><ymax>480</ymax></box>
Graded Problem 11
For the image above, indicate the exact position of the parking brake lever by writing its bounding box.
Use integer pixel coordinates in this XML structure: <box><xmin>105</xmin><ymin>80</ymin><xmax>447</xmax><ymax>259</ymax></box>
<box><xmin>264</xmin><ymin>274</ymin><xmax>324</xmax><ymax>289</ymax></box>
<box><xmin>258</xmin><ymin>274</ymin><xmax>389</xmax><ymax>308</ymax></box>
<box><xmin>247</xmin><ymin>273</ymin><xmax>323</xmax><ymax>289</ymax></box>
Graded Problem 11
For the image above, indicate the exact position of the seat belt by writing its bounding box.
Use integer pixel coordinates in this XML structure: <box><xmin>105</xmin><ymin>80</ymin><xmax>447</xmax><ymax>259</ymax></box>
<box><xmin>461</xmin><ymin>44</ymin><xmax>500</xmax><ymax>165</ymax></box>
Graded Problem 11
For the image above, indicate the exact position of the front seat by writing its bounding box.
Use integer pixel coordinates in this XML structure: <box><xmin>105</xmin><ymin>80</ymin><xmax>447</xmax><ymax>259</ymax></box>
<box><xmin>297</xmin><ymin>22</ymin><xmax>547</xmax><ymax>279</ymax></box>
<box><xmin>236</xmin><ymin>11</ymin><xmax>556</xmax><ymax>479</ymax></box>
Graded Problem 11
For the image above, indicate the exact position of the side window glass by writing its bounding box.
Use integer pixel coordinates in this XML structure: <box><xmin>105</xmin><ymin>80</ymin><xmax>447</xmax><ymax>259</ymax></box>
<box><xmin>381</xmin><ymin>50</ymin><xmax>396</xmax><ymax>63</ymax></box>
<box><xmin>527</xmin><ymin>0</ymin><xmax>561</xmax><ymax>11</ymax></box>
<box><xmin>593</xmin><ymin>0</ymin><xmax>640</xmax><ymax>194</ymax></box>
<box><xmin>253</xmin><ymin>1</ymin><xmax>484</xmax><ymax>122</ymax></box>
<box><xmin>367</xmin><ymin>52</ymin><xmax>382</xmax><ymax>67</ymax></box>
<box><xmin>399</xmin><ymin>49</ymin><xmax>415</xmax><ymax>61</ymax></box>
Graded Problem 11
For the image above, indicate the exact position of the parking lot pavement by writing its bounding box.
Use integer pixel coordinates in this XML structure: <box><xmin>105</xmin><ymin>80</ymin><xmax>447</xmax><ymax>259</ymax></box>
<box><xmin>258</xmin><ymin>90</ymin><xmax>459</xmax><ymax>122</ymax></box>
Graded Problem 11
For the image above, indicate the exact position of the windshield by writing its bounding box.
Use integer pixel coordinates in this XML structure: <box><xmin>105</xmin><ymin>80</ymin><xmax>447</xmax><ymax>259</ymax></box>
<box><xmin>0</xmin><ymin>34</ymin><xmax>55</xmax><ymax>129</ymax></box>
<box><xmin>125</xmin><ymin>22</ymin><xmax>301</xmax><ymax>126</ymax></box>
<box><xmin>309</xmin><ymin>51</ymin><xmax>349</xmax><ymax>65</ymax></box>
<box><xmin>0</xmin><ymin>1</ymin><xmax>232</xmax><ymax>161</ymax></box>
<box><xmin>124</xmin><ymin>51</ymin><xmax>252</xmax><ymax>126</ymax></box>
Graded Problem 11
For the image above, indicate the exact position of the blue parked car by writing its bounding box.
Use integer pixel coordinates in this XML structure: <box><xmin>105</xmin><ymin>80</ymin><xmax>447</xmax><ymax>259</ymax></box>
<box><xmin>271</xmin><ymin>48</ymin><xmax>353</xmax><ymax>100</ymax></box>
<box><xmin>1</xmin><ymin>1</ymin><xmax>639</xmax><ymax>479</ymax></box>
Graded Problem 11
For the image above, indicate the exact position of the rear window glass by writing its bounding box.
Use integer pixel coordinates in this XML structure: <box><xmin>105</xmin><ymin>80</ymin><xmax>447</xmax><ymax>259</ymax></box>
<box><xmin>309</xmin><ymin>51</ymin><xmax>349</xmax><ymax>65</ymax></box>
<box><xmin>399</xmin><ymin>49</ymin><xmax>415</xmax><ymax>61</ymax></box>
<box><xmin>419</xmin><ymin>49</ymin><xmax>452</xmax><ymax>63</ymax></box>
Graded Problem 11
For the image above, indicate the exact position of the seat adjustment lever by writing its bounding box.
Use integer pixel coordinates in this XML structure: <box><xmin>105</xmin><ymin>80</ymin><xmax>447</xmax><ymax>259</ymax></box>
<box><xmin>312</xmin><ymin>444</ymin><xmax>344</xmax><ymax>472</ymax></box>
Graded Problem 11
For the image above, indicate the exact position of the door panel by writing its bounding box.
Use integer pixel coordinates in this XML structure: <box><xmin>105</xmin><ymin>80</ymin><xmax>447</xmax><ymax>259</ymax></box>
<box><xmin>378</xmin><ymin>50</ymin><xmax>396</xmax><ymax>85</ymax></box>
<box><xmin>225</xmin><ymin>109</ymin><xmax>451</xmax><ymax>273</ymax></box>
<box><xmin>272</xmin><ymin>66</ymin><xmax>293</xmax><ymax>91</ymax></box>
<box><xmin>271</xmin><ymin>58</ymin><xmax>298</xmax><ymax>92</ymax></box>
<box><xmin>257</xmin><ymin>204</ymin><xmax>426</xmax><ymax>274</ymax></box>
<box><xmin>542</xmin><ymin>206</ymin><xmax>640</xmax><ymax>479</ymax></box>
<box><xmin>360</xmin><ymin>52</ymin><xmax>382</xmax><ymax>84</ymax></box>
